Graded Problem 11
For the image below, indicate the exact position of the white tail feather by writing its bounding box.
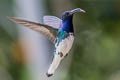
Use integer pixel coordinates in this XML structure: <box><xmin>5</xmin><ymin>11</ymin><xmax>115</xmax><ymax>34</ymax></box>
<box><xmin>47</xmin><ymin>54</ymin><xmax>63</xmax><ymax>77</ymax></box>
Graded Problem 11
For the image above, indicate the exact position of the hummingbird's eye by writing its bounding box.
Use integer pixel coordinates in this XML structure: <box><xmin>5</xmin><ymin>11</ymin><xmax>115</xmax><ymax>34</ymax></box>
<box><xmin>66</xmin><ymin>12</ymin><xmax>70</xmax><ymax>16</ymax></box>
<box><xmin>61</xmin><ymin>11</ymin><xmax>71</xmax><ymax>21</ymax></box>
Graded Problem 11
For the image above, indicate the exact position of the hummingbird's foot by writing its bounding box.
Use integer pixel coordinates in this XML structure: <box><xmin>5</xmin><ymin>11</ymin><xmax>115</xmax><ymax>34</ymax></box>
<box><xmin>46</xmin><ymin>73</ymin><xmax>53</xmax><ymax>77</ymax></box>
<box><xmin>58</xmin><ymin>52</ymin><xmax>63</xmax><ymax>57</ymax></box>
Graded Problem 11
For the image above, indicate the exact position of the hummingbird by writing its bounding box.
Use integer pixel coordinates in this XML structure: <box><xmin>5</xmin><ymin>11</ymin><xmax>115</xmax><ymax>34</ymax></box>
<box><xmin>8</xmin><ymin>8</ymin><xmax>85</xmax><ymax>77</ymax></box>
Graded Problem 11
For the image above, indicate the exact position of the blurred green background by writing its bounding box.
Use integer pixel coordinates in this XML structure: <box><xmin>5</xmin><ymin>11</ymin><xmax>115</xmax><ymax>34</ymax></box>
<box><xmin>0</xmin><ymin>0</ymin><xmax>120</xmax><ymax>80</ymax></box>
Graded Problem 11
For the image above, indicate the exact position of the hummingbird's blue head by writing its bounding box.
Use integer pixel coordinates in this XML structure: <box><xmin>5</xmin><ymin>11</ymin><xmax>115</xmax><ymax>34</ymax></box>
<box><xmin>61</xmin><ymin>8</ymin><xmax>86</xmax><ymax>32</ymax></box>
<box><xmin>61</xmin><ymin>8</ymin><xmax>86</xmax><ymax>22</ymax></box>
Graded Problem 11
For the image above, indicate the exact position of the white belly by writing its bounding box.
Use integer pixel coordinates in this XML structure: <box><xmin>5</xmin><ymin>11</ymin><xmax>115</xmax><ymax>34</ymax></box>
<box><xmin>55</xmin><ymin>34</ymin><xmax>74</xmax><ymax>56</ymax></box>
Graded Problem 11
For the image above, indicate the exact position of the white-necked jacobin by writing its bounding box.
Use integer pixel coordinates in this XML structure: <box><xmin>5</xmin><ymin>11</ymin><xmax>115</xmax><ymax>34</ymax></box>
<box><xmin>8</xmin><ymin>8</ymin><xmax>86</xmax><ymax>77</ymax></box>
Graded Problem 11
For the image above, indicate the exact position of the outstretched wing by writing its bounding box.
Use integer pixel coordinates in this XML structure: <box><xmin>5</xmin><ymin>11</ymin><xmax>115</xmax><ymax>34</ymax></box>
<box><xmin>43</xmin><ymin>16</ymin><xmax>62</xmax><ymax>29</ymax></box>
<box><xmin>8</xmin><ymin>16</ymin><xmax>57</xmax><ymax>43</ymax></box>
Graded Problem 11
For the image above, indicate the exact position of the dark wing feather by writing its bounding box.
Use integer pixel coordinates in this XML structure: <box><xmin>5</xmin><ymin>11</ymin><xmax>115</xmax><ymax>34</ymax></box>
<box><xmin>8</xmin><ymin>16</ymin><xmax>57</xmax><ymax>43</ymax></box>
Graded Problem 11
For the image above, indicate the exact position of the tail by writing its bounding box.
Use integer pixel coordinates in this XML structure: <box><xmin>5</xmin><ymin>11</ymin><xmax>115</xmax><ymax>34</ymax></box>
<box><xmin>46</xmin><ymin>53</ymin><xmax>63</xmax><ymax>77</ymax></box>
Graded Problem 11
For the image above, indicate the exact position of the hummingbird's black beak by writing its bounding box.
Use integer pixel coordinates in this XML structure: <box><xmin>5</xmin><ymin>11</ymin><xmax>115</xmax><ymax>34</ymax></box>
<box><xmin>71</xmin><ymin>8</ymin><xmax>86</xmax><ymax>14</ymax></box>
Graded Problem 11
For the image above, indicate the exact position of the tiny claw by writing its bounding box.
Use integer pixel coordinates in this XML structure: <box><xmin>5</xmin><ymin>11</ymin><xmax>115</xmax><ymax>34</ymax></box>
<box><xmin>46</xmin><ymin>73</ymin><xmax>53</xmax><ymax>77</ymax></box>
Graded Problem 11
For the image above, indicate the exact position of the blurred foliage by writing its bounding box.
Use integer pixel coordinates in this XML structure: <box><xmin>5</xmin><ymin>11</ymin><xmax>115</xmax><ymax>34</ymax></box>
<box><xmin>0</xmin><ymin>0</ymin><xmax>120</xmax><ymax>80</ymax></box>
<box><xmin>65</xmin><ymin>0</ymin><xmax>120</xmax><ymax>80</ymax></box>
<box><xmin>0</xmin><ymin>0</ymin><xmax>28</xmax><ymax>80</ymax></box>
<box><xmin>0</xmin><ymin>25</ymin><xmax>26</xmax><ymax>80</ymax></box>
<box><xmin>46</xmin><ymin>0</ymin><xmax>120</xmax><ymax>79</ymax></box>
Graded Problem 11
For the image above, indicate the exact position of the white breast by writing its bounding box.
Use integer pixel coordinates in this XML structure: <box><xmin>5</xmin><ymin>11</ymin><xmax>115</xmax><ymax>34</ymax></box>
<box><xmin>55</xmin><ymin>33</ymin><xmax>74</xmax><ymax>56</ymax></box>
